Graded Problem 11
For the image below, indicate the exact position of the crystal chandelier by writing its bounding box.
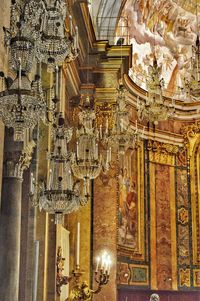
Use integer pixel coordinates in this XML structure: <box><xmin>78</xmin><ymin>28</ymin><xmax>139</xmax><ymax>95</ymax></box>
<box><xmin>4</xmin><ymin>0</ymin><xmax>45</xmax><ymax>73</ymax></box>
<box><xmin>108</xmin><ymin>85</ymin><xmax>139</xmax><ymax>155</ymax></box>
<box><xmin>30</xmin><ymin>114</ymin><xmax>90</xmax><ymax>224</ymax></box>
<box><xmin>184</xmin><ymin>36</ymin><xmax>200</xmax><ymax>101</ymax></box>
<box><xmin>71</xmin><ymin>96</ymin><xmax>111</xmax><ymax>180</ymax></box>
<box><xmin>37</xmin><ymin>0</ymin><xmax>79</xmax><ymax>70</ymax></box>
<box><xmin>0</xmin><ymin>0</ymin><xmax>46</xmax><ymax>141</ymax></box>
<box><xmin>137</xmin><ymin>57</ymin><xmax>175</xmax><ymax>124</ymax></box>
<box><xmin>0</xmin><ymin>68</ymin><xmax>45</xmax><ymax>141</ymax></box>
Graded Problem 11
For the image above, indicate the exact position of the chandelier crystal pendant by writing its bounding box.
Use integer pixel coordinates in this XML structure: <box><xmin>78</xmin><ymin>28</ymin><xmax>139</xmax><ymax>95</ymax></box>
<box><xmin>108</xmin><ymin>85</ymin><xmax>139</xmax><ymax>155</ymax></box>
<box><xmin>0</xmin><ymin>68</ymin><xmax>45</xmax><ymax>141</ymax></box>
<box><xmin>184</xmin><ymin>36</ymin><xmax>200</xmax><ymax>101</ymax></box>
<box><xmin>0</xmin><ymin>0</ymin><xmax>46</xmax><ymax>141</ymax></box>
<box><xmin>71</xmin><ymin>96</ymin><xmax>108</xmax><ymax>180</ymax></box>
<box><xmin>137</xmin><ymin>58</ymin><xmax>175</xmax><ymax>124</ymax></box>
<box><xmin>31</xmin><ymin>114</ymin><xmax>90</xmax><ymax>224</ymax></box>
<box><xmin>4</xmin><ymin>0</ymin><xmax>45</xmax><ymax>73</ymax></box>
<box><xmin>37</xmin><ymin>0</ymin><xmax>79</xmax><ymax>70</ymax></box>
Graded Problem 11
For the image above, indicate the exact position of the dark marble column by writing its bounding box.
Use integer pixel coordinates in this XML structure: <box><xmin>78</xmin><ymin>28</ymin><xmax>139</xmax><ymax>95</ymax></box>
<box><xmin>0</xmin><ymin>130</ymin><xmax>34</xmax><ymax>301</ymax></box>
<box><xmin>0</xmin><ymin>175</ymin><xmax>22</xmax><ymax>301</ymax></box>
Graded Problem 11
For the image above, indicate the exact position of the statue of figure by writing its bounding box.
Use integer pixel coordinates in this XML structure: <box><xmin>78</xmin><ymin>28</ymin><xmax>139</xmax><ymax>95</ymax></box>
<box><xmin>67</xmin><ymin>281</ymin><xmax>93</xmax><ymax>301</ymax></box>
<box><xmin>150</xmin><ymin>293</ymin><xmax>160</xmax><ymax>301</ymax></box>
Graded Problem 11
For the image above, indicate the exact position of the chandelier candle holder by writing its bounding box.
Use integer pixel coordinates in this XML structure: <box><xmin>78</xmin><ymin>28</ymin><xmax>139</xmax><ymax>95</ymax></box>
<box><xmin>0</xmin><ymin>0</ymin><xmax>47</xmax><ymax>141</ymax></box>
<box><xmin>3</xmin><ymin>0</ymin><xmax>45</xmax><ymax>73</ymax></box>
<box><xmin>37</xmin><ymin>0</ymin><xmax>79</xmax><ymax>70</ymax></box>
<box><xmin>30</xmin><ymin>114</ymin><xmax>89</xmax><ymax>224</ymax></box>
<box><xmin>0</xmin><ymin>68</ymin><xmax>45</xmax><ymax>141</ymax></box>
<box><xmin>72</xmin><ymin>96</ymin><xmax>111</xmax><ymax>180</ymax></box>
<box><xmin>67</xmin><ymin>251</ymin><xmax>111</xmax><ymax>301</ymax></box>
<box><xmin>137</xmin><ymin>57</ymin><xmax>175</xmax><ymax>124</ymax></box>
<box><xmin>184</xmin><ymin>36</ymin><xmax>200</xmax><ymax>101</ymax></box>
<box><xmin>108</xmin><ymin>85</ymin><xmax>139</xmax><ymax>155</ymax></box>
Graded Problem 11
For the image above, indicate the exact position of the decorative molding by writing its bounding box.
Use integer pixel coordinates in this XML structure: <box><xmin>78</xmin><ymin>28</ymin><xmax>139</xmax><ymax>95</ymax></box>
<box><xmin>56</xmin><ymin>246</ymin><xmax>70</xmax><ymax>296</ymax></box>
<box><xmin>179</xmin><ymin>268</ymin><xmax>190</xmax><ymax>287</ymax></box>
<box><xmin>129</xmin><ymin>264</ymin><xmax>149</xmax><ymax>286</ymax></box>
<box><xmin>193</xmin><ymin>269</ymin><xmax>200</xmax><ymax>287</ymax></box>
<box><xmin>181</xmin><ymin>121</ymin><xmax>200</xmax><ymax>156</ymax></box>
<box><xmin>147</xmin><ymin>140</ymin><xmax>179</xmax><ymax>165</ymax></box>
<box><xmin>117</xmin><ymin>262</ymin><xmax>149</xmax><ymax>287</ymax></box>
<box><xmin>117</xmin><ymin>262</ymin><xmax>130</xmax><ymax>285</ymax></box>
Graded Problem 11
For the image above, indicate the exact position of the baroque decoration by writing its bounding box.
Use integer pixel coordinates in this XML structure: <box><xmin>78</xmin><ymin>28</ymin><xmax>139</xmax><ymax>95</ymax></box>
<box><xmin>56</xmin><ymin>246</ymin><xmax>70</xmax><ymax>296</ymax></box>
<box><xmin>184</xmin><ymin>35</ymin><xmax>200</xmax><ymax>101</ymax></box>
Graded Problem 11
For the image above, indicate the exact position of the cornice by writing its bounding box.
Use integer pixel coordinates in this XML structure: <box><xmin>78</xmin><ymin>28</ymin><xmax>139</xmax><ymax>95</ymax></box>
<box><xmin>123</xmin><ymin>74</ymin><xmax>200</xmax><ymax>121</ymax></box>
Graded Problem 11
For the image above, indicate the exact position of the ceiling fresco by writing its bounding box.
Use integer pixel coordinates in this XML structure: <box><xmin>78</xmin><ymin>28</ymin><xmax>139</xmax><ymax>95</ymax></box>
<box><xmin>116</xmin><ymin>0</ymin><xmax>200</xmax><ymax>100</ymax></box>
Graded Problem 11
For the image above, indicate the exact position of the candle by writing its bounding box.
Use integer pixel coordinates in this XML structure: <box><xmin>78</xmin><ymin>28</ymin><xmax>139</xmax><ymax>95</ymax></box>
<box><xmin>18</xmin><ymin>57</ymin><xmax>21</xmax><ymax>89</ymax></box>
<box><xmin>105</xmin><ymin>118</ymin><xmax>108</xmax><ymax>134</ymax></box>
<box><xmin>76</xmin><ymin>141</ymin><xmax>79</xmax><ymax>159</ymax></box>
<box><xmin>76</xmin><ymin>222</ymin><xmax>80</xmax><ymax>266</ymax></box>
<box><xmin>95</xmin><ymin>143</ymin><xmax>98</xmax><ymax>160</ymax></box>
<box><xmin>99</xmin><ymin>125</ymin><xmax>102</xmax><ymax>139</ymax></box>
<box><xmin>107</xmin><ymin>256</ymin><xmax>111</xmax><ymax>275</ymax></box>
<box><xmin>48</xmin><ymin>169</ymin><xmax>52</xmax><ymax>190</ymax></box>
<box><xmin>120</xmin><ymin>118</ymin><xmax>124</xmax><ymax>131</ymax></box>
<box><xmin>30</xmin><ymin>172</ymin><xmax>34</xmax><ymax>194</ymax></box>
<box><xmin>69</xmin><ymin>170</ymin><xmax>72</xmax><ymax>189</ymax></box>
<box><xmin>75</xmin><ymin>26</ymin><xmax>78</xmax><ymax>49</ymax></box>
<box><xmin>106</xmin><ymin>149</ymin><xmax>109</xmax><ymax>165</ymax></box>
<box><xmin>69</xmin><ymin>15</ymin><xmax>72</xmax><ymax>35</ymax></box>
<box><xmin>33</xmin><ymin>241</ymin><xmax>39</xmax><ymax>301</ymax></box>
<box><xmin>83</xmin><ymin>178</ymin><xmax>87</xmax><ymax>196</ymax></box>
<box><xmin>86</xmin><ymin>178</ymin><xmax>90</xmax><ymax>195</ymax></box>
<box><xmin>101</xmin><ymin>251</ymin><xmax>107</xmax><ymax>270</ymax></box>
<box><xmin>105</xmin><ymin>258</ymin><xmax>108</xmax><ymax>273</ymax></box>
<box><xmin>55</xmin><ymin>66</ymin><xmax>59</xmax><ymax>100</ymax></box>
<box><xmin>96</xmin><ymin>257</ymin><xmax>100</xmax><ymax>272</ymax></box>
<box><xmin>109</xmin><ymin>147</ymin><xmax>112</xmax><ymax>162</ymax></box>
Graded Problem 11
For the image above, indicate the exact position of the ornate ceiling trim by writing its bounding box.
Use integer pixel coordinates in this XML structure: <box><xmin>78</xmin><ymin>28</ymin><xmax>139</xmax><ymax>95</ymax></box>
<box><xmin>123</xmin><ymin>74</ymin><xmax>200</xmax><ymax>121</ymax></box>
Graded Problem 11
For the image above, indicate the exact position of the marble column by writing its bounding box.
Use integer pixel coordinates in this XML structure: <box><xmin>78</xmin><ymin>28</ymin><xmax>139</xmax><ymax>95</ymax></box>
<box><xmin>0</xmin><ymin>130</ymin><xmax>35</xmax><ymax>301</ymax></box>
<box><xmin>0</xmin><ymin>175</ymin><xmax>22</xmax><ymax>301</ymax></box>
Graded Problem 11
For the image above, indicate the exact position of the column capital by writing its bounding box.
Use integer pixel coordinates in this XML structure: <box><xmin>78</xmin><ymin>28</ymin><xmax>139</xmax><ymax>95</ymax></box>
<box><xmin>3</xmin><ymin>139</ymin><xmax>35</xmax><ymax>179</ymax></box>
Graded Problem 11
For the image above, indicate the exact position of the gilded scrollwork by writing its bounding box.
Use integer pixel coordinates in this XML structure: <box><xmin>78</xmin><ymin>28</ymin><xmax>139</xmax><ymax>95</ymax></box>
<box><xmin>178</xmin><ymin>207</ymin><xmax>189</xmax><ymax>225</ymax></box>
<box><xmin>179</xmin><ymin>268</ymin><xmax>190</xmax><ymax>287</ymax></box>
<box><xmin>95</xmin><ymin>102</ymin><xmax>114</xmax><ymax>129</ymax></box>
<box><xmin>147</xmin><ymin>140</ymin><xmax>179</xmax><ymax>165</ymax></box>
<box><xmin>181</xmin><ymin>121</ymin><xmax>200</xmax><ymax>156</ymax></box>
<box><xmin>56</xmin><ymin>246</ymin><xmax>70</xmax><ymax>296</ymax></box>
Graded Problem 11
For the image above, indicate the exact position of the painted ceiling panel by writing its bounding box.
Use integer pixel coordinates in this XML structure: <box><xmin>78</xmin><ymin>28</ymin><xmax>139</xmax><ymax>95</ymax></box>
<box><xmin>116</xmin><ymin>0</ymin><xmax>200</xmax><ymax>100</ymax></box>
